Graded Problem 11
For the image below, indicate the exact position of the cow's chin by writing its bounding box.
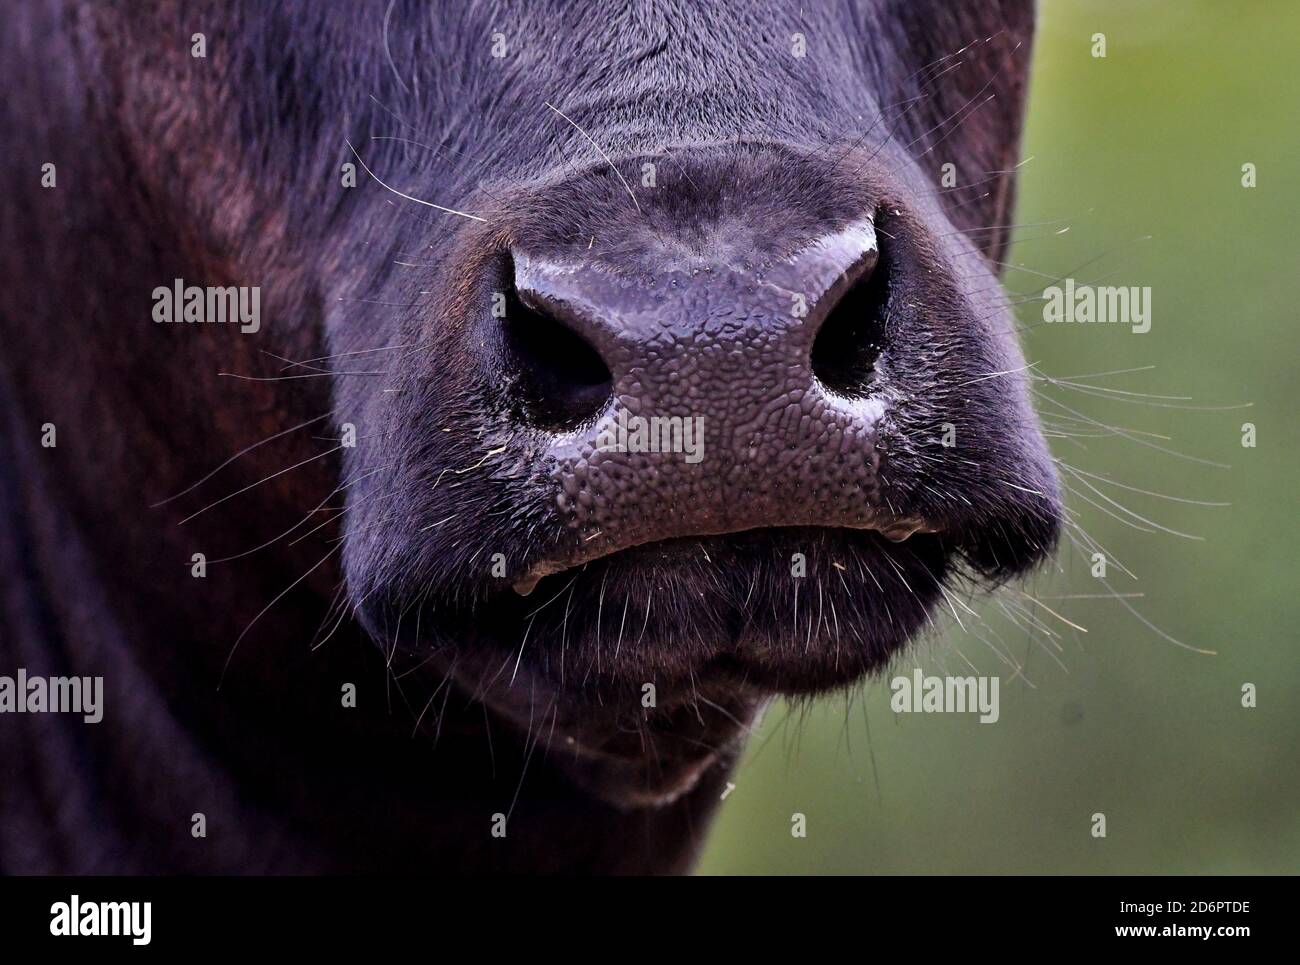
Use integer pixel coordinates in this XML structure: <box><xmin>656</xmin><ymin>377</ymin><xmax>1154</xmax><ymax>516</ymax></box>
<box><xmin>442</xmin><ymin>640</ymin><xmax>768</xmax><ymax>808</ymax></box>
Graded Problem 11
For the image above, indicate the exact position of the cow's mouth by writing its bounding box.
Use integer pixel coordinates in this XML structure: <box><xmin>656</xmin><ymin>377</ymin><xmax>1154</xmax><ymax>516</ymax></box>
<box><xmin>413</xmin><ymin>524</ymin><xmax>955</xmax><ymax>695</ymax></box>
<box><xmin>509</xmin><ymin>515</ymin><xmax>941</xmax><ymax>598</ymax></box>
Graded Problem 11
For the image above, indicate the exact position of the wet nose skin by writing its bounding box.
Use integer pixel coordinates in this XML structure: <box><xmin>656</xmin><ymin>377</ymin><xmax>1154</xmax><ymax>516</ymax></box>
<box><xmin>510</xmin><ymin>219</ymin><xmax>931</xmax><ymax>590</ymax></box>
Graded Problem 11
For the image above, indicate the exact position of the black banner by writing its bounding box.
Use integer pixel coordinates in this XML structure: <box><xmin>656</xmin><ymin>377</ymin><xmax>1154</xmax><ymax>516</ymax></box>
<box><xmin>0</xmin><ymin>875</ymin><xmax>1281</xmax><ymax>950</ymax></box>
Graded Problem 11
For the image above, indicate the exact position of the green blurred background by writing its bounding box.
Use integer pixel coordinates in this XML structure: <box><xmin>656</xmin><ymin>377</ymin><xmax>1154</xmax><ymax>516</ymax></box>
<box><xmin>698</xmin><ymin>0</ymin><xmax>1298</xmax><ymax>874</ymax></box>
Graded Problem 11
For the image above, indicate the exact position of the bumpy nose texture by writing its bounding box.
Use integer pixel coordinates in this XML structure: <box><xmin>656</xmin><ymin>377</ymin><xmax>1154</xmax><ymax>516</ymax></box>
<box><xmin>511</xmin><ymin>220</ymin><xmax>928</xmax><ymax>580</ymax></box>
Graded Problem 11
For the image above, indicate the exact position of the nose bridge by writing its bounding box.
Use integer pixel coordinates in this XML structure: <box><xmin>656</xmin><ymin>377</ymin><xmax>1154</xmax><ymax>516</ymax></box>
<box><xmin>514</xmin><ymin>218</ymin><xmax>879</xmax><ymax>397</ymax></box>
<box><xmin>515</xmin><ymin>263</ymin><xmax>798</xmax><ymax>404</ymax></box>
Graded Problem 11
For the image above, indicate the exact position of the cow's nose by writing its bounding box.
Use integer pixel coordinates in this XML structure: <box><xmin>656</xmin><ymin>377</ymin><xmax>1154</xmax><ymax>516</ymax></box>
<box><xmin>500</xmin><ymin>219</ymin><xmax>924</xmax><ymax>587</ymax></box>
<box><xmin>508</xmin><ymin>219</ymin><xmax>883</xmax><ymax>428</ymax></box>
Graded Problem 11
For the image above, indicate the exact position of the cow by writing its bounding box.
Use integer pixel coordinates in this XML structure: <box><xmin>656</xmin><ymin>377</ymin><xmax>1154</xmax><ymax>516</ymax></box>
<box><xmin>0</xmin><ymin>0</ymin><xmax>1058</xmax><ymax>873</ymax></box>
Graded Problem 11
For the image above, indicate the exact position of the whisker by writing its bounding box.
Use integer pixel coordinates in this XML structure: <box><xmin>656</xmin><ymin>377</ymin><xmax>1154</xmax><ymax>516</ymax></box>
<box><xmin>149</xmin><ymin>412</ymin><xmax>330</xmax><ymax>508</ymax></box>
<box><xmin>345</xmin><ymin>138</ymin><xmax>489</xmax><ymax>222</ymax></box>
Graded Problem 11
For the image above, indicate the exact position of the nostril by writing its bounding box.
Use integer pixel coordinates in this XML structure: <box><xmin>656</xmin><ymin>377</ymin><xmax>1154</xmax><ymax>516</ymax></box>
<box><xmin>501</xmin><ymin>264</ymin><xmax>613</xmax><ymax>429</ymax></box>
<box><xmin>810</xmin><ymin>242</ymin><xmax>890</xmax><ymax>397</ymax></box>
